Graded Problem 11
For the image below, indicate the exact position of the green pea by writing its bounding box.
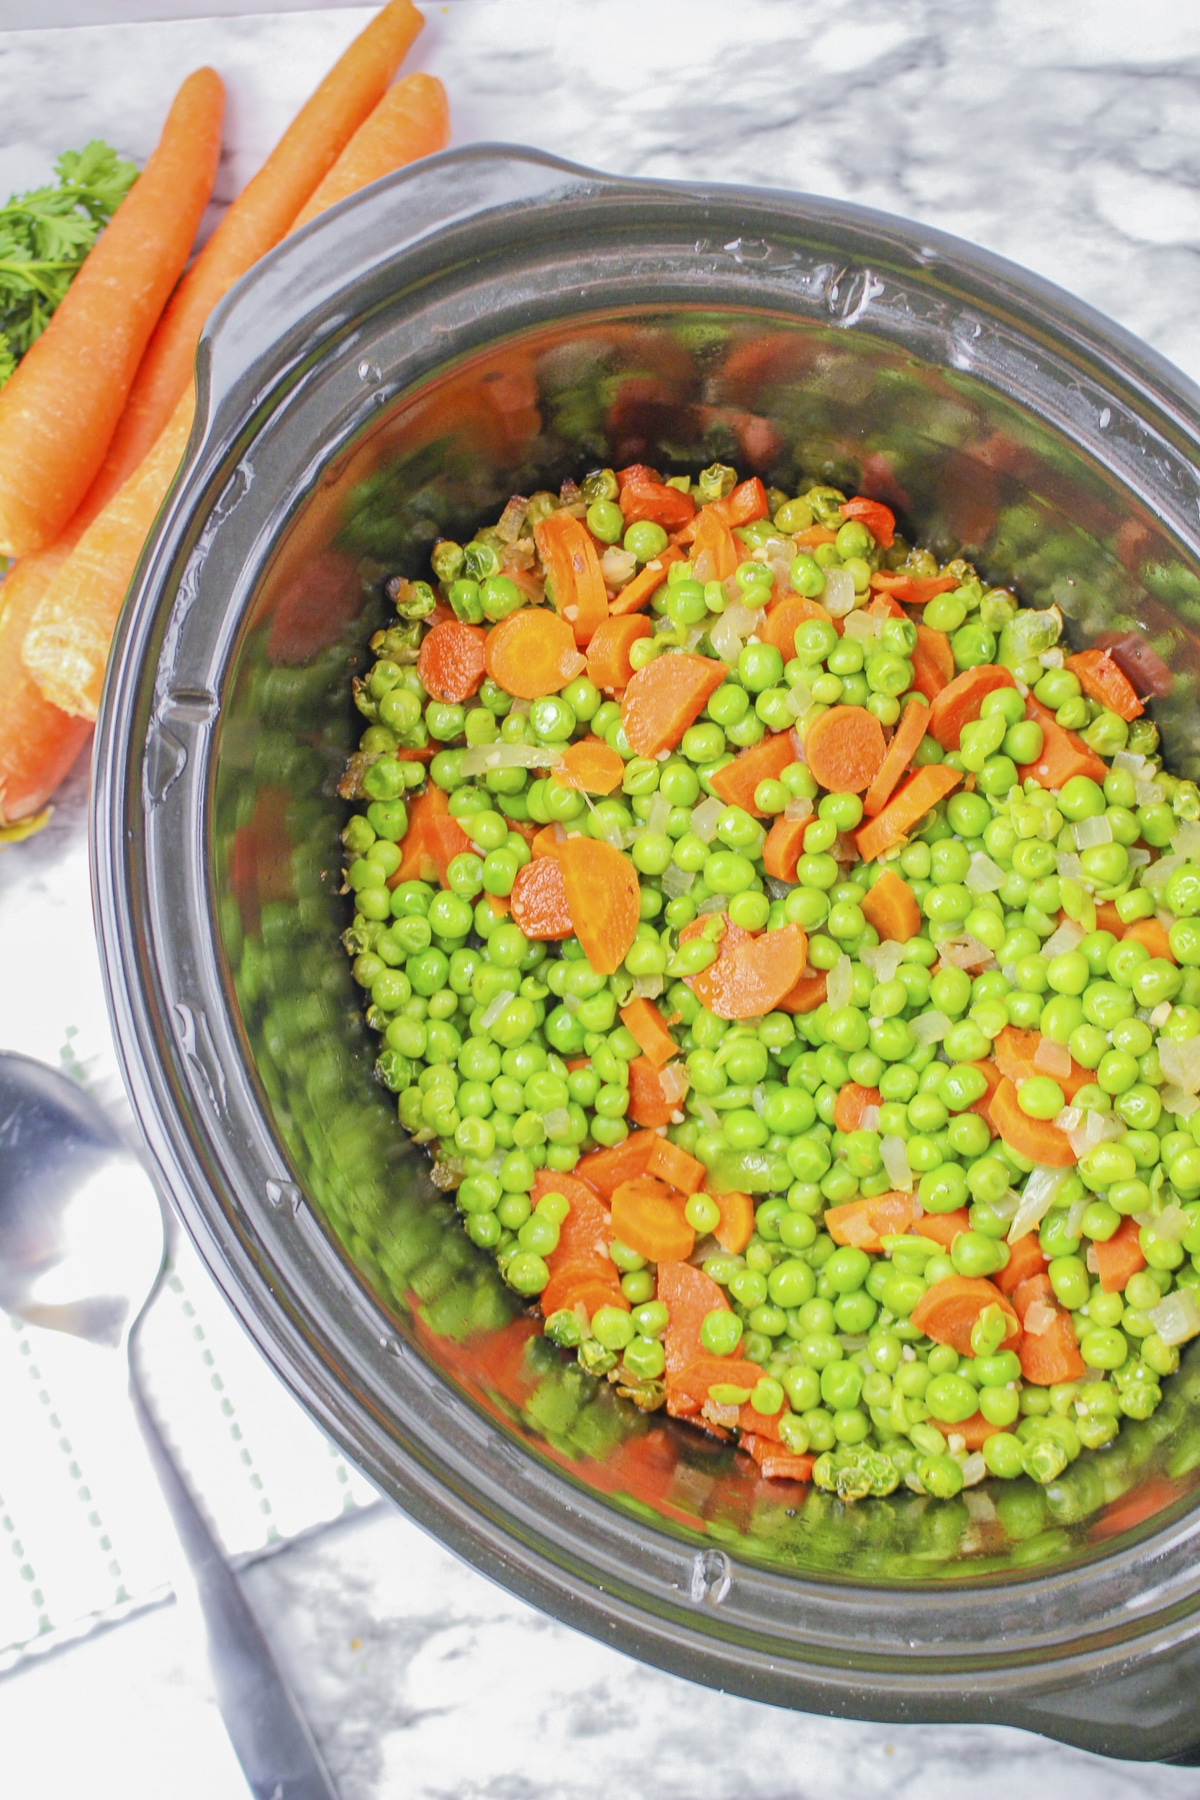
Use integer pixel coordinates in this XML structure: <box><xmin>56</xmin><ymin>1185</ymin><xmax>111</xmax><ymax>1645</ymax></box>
<box><xmin>624</xmin><ymin>520</ymin><xmax>669</xmax><ymax>563</ymax></box>
<box><xmin>738</xmin><ymin>642</ymin><xmax>785</xmax><ymax>693</ymax></box>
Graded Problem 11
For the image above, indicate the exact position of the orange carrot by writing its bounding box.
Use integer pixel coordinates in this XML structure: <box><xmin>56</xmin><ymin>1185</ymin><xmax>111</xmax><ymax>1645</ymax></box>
<box><xmin>509</xmin><ymin>854</ymin><xmax>573</xmax><ymax>940</ymax></box>
<box><xmin>530</xmin><ymin>822</ymin><xmax>565</xmax><ymax>859</ymax></box>
<box><xmin>863</xmin><ymin>698</ymin><xmax>930</xmax><ymax>816</ymax></box>
<box><xmin>995</xmin><ymin>1231</ymin><xmax>1048</xmax><ymax>1295</ymax></box>
<box><xmin>688</xmin><ymin>922</ymin><xmax>808</xmax><ymax>1020</ymax></box>
<box><xmin>98</xmin><ymin>0</ymin><xmax>425</xmax><ymax>492</ymax></box>
<box><xmin>1093</xmin><ymin>1215</ymin><xmax>1146</xmax><ymax>1293</ymax></box>
<box><xmin>967</xmin><ymin>1057</ymin><xmax>1002</xmax><ymax>1134</ymax></box>
<box><xmin>824</xmin><ymin>1191</ymin><xmax>917</xmax><ymax>1251</ymax></box>
<box><xmin>993</xmin><ymin>1025</ymin><xmax>1091</xmax><ymax>1100</ymax></box>
<box><xmin>556</xmin><ymin>836</ymin><xmax>640</xmax><ymax>974</ymax></box>
<box><xmin>839</xmin><ymin>496</ymin><xmax>895</xmax><ymax>547</ymax></box>
<box><xmin>555</xmin><ymin>739</ymin><xmax>625</xmax><ymax>795</ymax></box>
<box><xmin>833</xmin><ymin>1083</ymin><xmax>882</xmax><ymax>1133</ymax></box>
<box><xmin>911</xmin><ymin>1275</ymin><xmax>1020</xmax><ymax>1354</ymax></box>
<box><xmin>706</xmin><ymin>729</ymin><xmax>796</xmax><ymax>815</ymax></box>
<box><xmin>854</xmin><ymin>763</ymin><xmax>962</xmax><ymax>863</ymax></box>
<box><xmin>792</xmin><ymin>525</ymin><xmax>837</xmax><ymax>549</ymax></box>
<box><xmin>534</xmin><ymin>510</ymin><xmax>608</xmax><ymax>645</ymax></box>
<box><xmin>619</xmin><ymin>997</ymin><xmax>679</xmax><ymax>1070</ymax></box>
<box><xmin>1012</xmin><ymin>1272</ymin><xmax>1054</xmax><ymax>1325</ymax></box>
<box><xmin>540</xmin><ymin>1266</ymin><xmax>627</xmax><ymax>1320</ymax></box>
<box><xmin>914</xmin><ymin>1208</ymin><xmax>971</xmax><ymax>1249</ymax></box>
<box><xmin>537</xmin><ymin>1170</ymin><xmax>614</xmax><ymax>1266</ymax></box>
<box><xmin>608</xmin><ymin>547</ymin><xmax>684</xmax><ymax>616</ymax></box>
<box><xmin>575</xmin><ymin>1130</ymin><xmax>658</xmax><ymax>1198</ymax></box>
<box><xmin>709</xmin><ymin>476</ymin><xmax>769</xmax><ymax>528</ymax></box>
<box><xmin>870</xmin><ymin>571</ymin><xmax>958</xmax><ymax>606</ymax></box>
<box><xmin>1066</xmin><ymin>648</ymin><xmax>1143</xmax><ymax>721</ymax></box>
<box><xmin>423</xmin><ymin>811</ymin><xmax>474</xmax><ymax>885</ymax></box>
<box><xmin>389</xmin><ymin>781</ymin><xmax>449</xmax><ymax>884</ymax></box>
<box><xmin>586</xmin><ymin>613</ymin><xmax>652</xmax><ymax>689</ymax></box>
<box><xmin>689</xmin><ymin>505</ymin><xmax>739</xmax><ymax>583</ymax></box>
<box><xmin>711</xmin><ymin>1188</ymin><xmax>756</xmax><ymax>1254</ymax></box>
<box><xmin>484</xmin><ymin>607</ymin><xmax>586</xmax><ymax>699</ymax></box>
<box><xmin>909</xmin><ymin>623</ymin><xmax>955</xmax><ymax>700</ymax></box>
<box><xmin>929</xmin><ymin>1413</ymin><xmax>1000</xmax><ymax>1452</ymax></box>
<box><xmin>626</xmin><ymin>1055</ymin><xmax>689</xmax><ymax>1127</ymax></box>
<box><xmin>804</xmin><ymin>704</ymin><xmax>887</xmax><ymax>794</ymax></box>
<box><xmin>1019</xmin><ymin>1309</ymin><xmax>1086</xmax><ymax>1385</ymax></box>
<box><xmin>989</xmin><ymin>1076</ymin><xmax>1076</xmax><ymax>1167</ymax></box>
<box><xmin>1121</xmin><ymin>916</ymin><xmax>1175</xmax><ymax>963</ymax></box>
<box><xmin>761</xmin><ymin>592</ymin><xmax>833</xmax><ymax>664</ymax></box>
<box><xmin>290</xmin><ymin>72</ymin><xmax>448</xmax><ymax>229</ymax></box>
<box><xmin>417</xmin><ymin>618</ymin><xmax>487</xmax><ymax>702</ymax></box>
<box><xmin>617</xmin><ymin>467</ymin><xmax>696</xmax><ymax>530</ymax></box>
<box><xmin>620</xmin><ymin>652</ymin><xmax>726</xmax><ymax>758</ymax></box>
<box><xmin>0</xmin><ymin>556</ymin><xmax>92</xmax><ymax>824</ymax></box>
<box><xmin>762</xmin><ymin>816</ymin><xmax>807</xmax><ymax>882</ymax></box>
<box><xmin>742</xmin><ymin>1441</ymin><xmax>816</xmax><ymax>1482</ymax></box>
<box><xmin>611</xmin><ymin>1177</ymin><xmax>695</xmax><ymax>1263</ymax></box>
<box><xmin>0</xmin><ymin>68</ymin><xmax>224</xmax><ymax>558</ymax></box>
<box><xmin>860</xmin><ymin>867</ymin><xmax>921</xmax><ymax>942</ymax></box>
<box><xmin>1016</xmin><ymin>695</ymin><xmax>1107</xmax><ymax>789</ymax></box>
<box><xmin>778</xmin><ymin>969</ymin><xmax>827</xmax><ymax>1014</ymax></box>
<box><xmin>658</xmin><ymin>1260</ymin><xmax>730</xmax><ymax>1373</ymax></box>
<box><xmin>665</xmin><ymin>1355</ymin><xmax>761</xmax><ymax>1411</ymax></box>
<box><xmin>928</xmin><ymin>664</ymin><xmax>1017</xmax><ymax>750</ymax></box>
<box><xmin>646</xmin><ymin>1136</ymin><xmax>706</xmax><ymax>1193</ymax></box>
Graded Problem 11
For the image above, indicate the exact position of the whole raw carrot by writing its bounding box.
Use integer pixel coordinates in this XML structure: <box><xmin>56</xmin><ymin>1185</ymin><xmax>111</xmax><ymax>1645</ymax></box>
<box><xmin>290</xmin><ymin>72</ymin><xmax>448</xmax><ymax>229</ymax></box>
<box><xmin>0</xmin><ymin>67</ymin><xmax>224</xmax><ymax>558</ymax></box>
<box><xmin>95</xmin><ymin>0</ymin><xmax>425</xmax><ymax>494</ymax></box>
<box><xmin>0</xmin><ymin>554</ymin><xmax>91</xmax><ymax>826</ymax></box>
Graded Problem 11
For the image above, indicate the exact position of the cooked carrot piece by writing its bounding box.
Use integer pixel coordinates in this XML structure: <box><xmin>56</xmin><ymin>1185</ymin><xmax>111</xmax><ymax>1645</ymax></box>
<box><xmin>534</xmin><ymin>510</ymin><xmax>608</xmax><ymax>645</ymax></box>
<box><xmin>909</xmin><ymin>623</ymin><xmax>955</xmax><ymax>700</ymax></box>
<box><xmin>792</xmin><ymin>525</ymin><xmax>837</xmax><ymax>549</ymax></box>
<box><xmin>824</xmin><ymin>1191</ymin><xmax>918</xmax><ymax>1252</ymax></box>
<box><xmin>389</xmin><ymin>783</ymin><xmax>448</xmax><ymax>884</ymax></box>
<box><xmin>530</xmin><ymin>822</ymin><xmax>566</xmax><ymax>859</ymax></box>
<box><xmin>1019</xmin><ymin>1308</ymin><xmax>1086</xmax><ymax>1385</ymax></box>
<box><xmin>509</xmin><ymin>854</ymin><xmax>573</xmax><ymax>939</ymax></box>
<box><xmin>665</xmin><ymin>1356</ymin><xmax>761</xmax><ymax>1410</ymax></box>
<box><xmin>989</xmin><ymin>1076</ymin><xmax>1076</xmax><ymax>1167</ymax></box>
<box><xmin>839</xmin><ymin>496</ymin><xmax>895</xmax><ymax>547</ymax></box>
<box><xmin>620</xmin><ymin>996</ymin><xmax>679</xmax><ymax>1070</ymax></box>
<box><xmin>992</xmin><ymin>1025</ymin><xmax>1091</xmax><ymax>1099</ymax></box>
<box><xmin>761</xmin><ymin>593</ymin><xmax>834</xmax><ymax>663</ymax></box>
<box><xmin>860</xmin><ymin>868</ymin><xmax>921</xmax><ymax>942</ymax></box>
<box><xmin>417</xmin><ymin>618</ymin><xmax>487</xmax><ymax>702</ymax></box>
<box><xmin>1012</xmin><ymin>1272</ymin><xmax>1054</xmax><ymax>1324</ymax></box>
<box><xmin>740</xmin><ymin>1439</ymin><xmax>815</xmax><ymax>1482</ymax></box>
<box><xmin>688</xmin><ymin>922</ymin><xmax>808</xmax><ymax>1020</ymax></box>
<box><xmin>762</xmin><ymin>816</ymin><xmax>807</xmax><ymax>882</ymax></box>
<box><xmin>710</xmin><ymin>476</ymin><xmax>769</xmax><ymax>528</ymax></box>
<box><xmin>712</xmin><ymin>1188</ymin><xmax>755</xmax><ymax>1254</ymax></box>
<box><xmin>555</xmin><ymin>739</ymin><xmax>625</xmax><ymax>795</ymax></box>
<box><xmin>863</xmin><ymin>699</ymin><xmax>930</xmax><ymax>817</ymax></box>
<box><xmin>689</xmin><ymin>505</ymin><xmax>739</xmax><ymax>583</ymax></box>
<box><xmin>586</xmin><ymin>614</ymin><xmax>653</xmax><ymax>690</ymax></box>
<box><xmin>540</xmin><ymin>1266</ymin><xmax>627</xmax><ymax>1319</ymax></box>
<box><xmin>484</xmin><ymin>607</ymin><xmax>586</xmax><ymax>699</ymax></box>
<box><xmin>995</xmin><ymin>1231</ymin><xmax>1048</xmax><ymax>1294</ymax></box>
<box><xmin>706</xmin><ymin>729</ymin><xmax>796</xmax><ymax>815</ymax></box>
<box><xmin>575</xmin><ymin>1130</ymin><xmax>658</xmax><ymax>1198</ymax></box>
<box><xmin>611</xmin><ymin>1176</ymin><xmax>695</xmax><ymax>1263</ymax></box>
<box><xmin>870</xmin><ymin>571</ymin><xmax>958</xmax><ymax>606</ymax></box>
<box><xmin>626</xmin><ymin>1055</ymin><xmax>688</xmax><ymax>1127</ymax></box>
<box><xmin>621</xmin><ymin>652</ymin><xmax>726</xmax><ymax>758</ymax></box>
<box><xmin>778</xmin><ymin>969</ymin><xmax>827</xmax><ymax>1013</ymax></box>
<box><xmin>1093</xmin><ymin>1216</ymin><xmax>1146</xmax><ymax>1293</ymax></box>
<box><xmin>1016</xmin><ymin>694</ymin><xmax>1107</xmax><ymax>789</ymax></box>
<box><xmin>556</xmin><ymin>836</ymin><xmax>640</xmax><ymax>974</ymax></box>
<box><xmin>803</xmin><ymin>705</ymin><xmax>887</xmax><ymax>794</ymax></box>
<box><xmin>1066</xmin><ymin>648</ymin><xmax>1143</xmax><ymax>721</ymax></box>
<box><xmin>646</xmin><ymin>1136</ymin><xmax>706</xmax><ymax>1193</ymax></box>
<box><xmin>911</xmin><ymin>1275</ymin><xmax>1020</xmax><ymax>1354</ymax></box>
<box><xmin>832</xmin><ymin>1083</ymin><xmax>882</xmax><ymax>1133</ymax></box>
<box><xmin>929</xmin><ymin>1413</ymin><xmax>1000</xmax><ymax>1452</ymax></box>
<box><xmin>854</xmin><ymin>764</ymin><xmax>962</xmax><ymax>863</ymax></box>
<box><xmin>914</xmin><ymin>1208</ymin><xmax>971</xmax><ymax>1249</ymax></box>
<box><xmin>928</xmin><ymin>664</ymin><xmax>1017</xmax><ymax>750</ymax></box>
<box><xmin>617</xmin><ymin>469</ymin><xmax>696</xmax><ymax>530</ymax></box>
<box><xmin>608</xmin><ymin>547</ymin><xmax>684</xmax><ymax>616</ymax></box>
<box><xmin>1121</xmin><ymin>916</ymin><xmax>1175</xmax><ymax>963</ymax></box>
<box><xmin>658</xmin><ymin>1260</ymin><xmax>730</xmax><ymax>1372</ymax></box>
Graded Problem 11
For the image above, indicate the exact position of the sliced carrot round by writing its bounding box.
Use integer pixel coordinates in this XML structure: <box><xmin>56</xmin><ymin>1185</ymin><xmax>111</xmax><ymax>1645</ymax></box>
<box><xmin>990</xmin><ymin>1075</ymin><xmax>1076</xmax><ymax>1167</ymax></box>
<box><xmin>416</xmin><ymin>618</ymin><xmax>487</xmax><ymax>703</ymax></box>
<box><xmin>556</xmin><ymin>836</ymin><xmax>640</xmax><ymax>974</ymax></box>
<box><xmin>911</xmin><ymin>1275</ymin><xmax>1020</xmax><ymax>1355</ymax></box>
<box><xmin>688</xmin><ymin>922</ymin><xmax>808</xmax><ymax>1020</ymax></box>
<box><xmin>621</xmin><ymin>652</ymin><xmax>726</xmax><ymax>759</ymax></box>
<box><xmin>611</xmin><ymin>1176</ymin><xmax>695</xmax><ymax>1263</ymax></box>
<box><xmin>803</xmin><ymin>705</ymin><xmax>886</xmax><ymax>793</ymax></box>
<box><xmin>927</xmin><ymin>664</ymin><xmax>1016</xmax><ymax>751</ymax></box>
<box><xmin>484</xmin><ymin>606</ymin><xmax>586</xmax><ymax>700</ymax></box>
<box><xmin>509</xmin><ymin>854</ymin><xmax>573</xmax><ymax>939</ymax></box>
<box><xmin>555</xmin><ymin>738</ymin><xmax>625</xmax><ymax>795</ymax></box>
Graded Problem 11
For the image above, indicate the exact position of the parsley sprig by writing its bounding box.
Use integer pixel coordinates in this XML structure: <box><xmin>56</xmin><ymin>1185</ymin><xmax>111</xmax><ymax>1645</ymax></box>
<box><xmin>0</xmin><ymin>141</ymin><xmax>138</xmax><ymax>386</ymax></box>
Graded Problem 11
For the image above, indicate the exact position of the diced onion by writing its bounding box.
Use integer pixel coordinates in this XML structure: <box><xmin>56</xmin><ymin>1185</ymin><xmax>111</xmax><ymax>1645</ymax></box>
<box><xmin>843</xmin><ymin>610</ymin><xmax>880</xmax><ymax>641</ymax></box>
<box><xmin>785</xmin><ymin>682</ymin><xmax>813</xmax><ymax>718</ymax></box>
<box><xmin>961</xmin><ymin>1453</ymin><xmax>987</xmax><ymax>1488</ymax></box>
<box><xmin>1062</xmin><ymin>1108</ymin><xmax>1125</xmax><ymax>1158</ymax></box>
<box><xmin>1037</xmin><ymin>648</ymin><xmax>1064</xmax><ymax>669</ymax></box>
<box><xmin>601</xmin><ymin>545</ymin><xmax>637</xmax><ymax>588</ymax></box>
<box><xmin>861</xmin><ymin>1105</ymin><xmax>881</xmax><ymax>1132</ymax></box>
<box><xmin>1086</xmin><ymin>1244</ymin><xmax>1100</xmax><ymax>1275</ymax></box>
<box><xmin>1008</xmin><ymin>1164</ymin><xmax>1071</xmax><ymax>1242</ymax></box>
<box><xmin>937</xmin><ymin>934</ymin><xmax>995</xmax><ymax>969</ymax></box>
<box><xmin>632</xmin><ymin>974</ymin><xmax>664</xmax><ymax>999</ymax></box>
<box><xmin>752</xmin><ymin>1085</ymin><xmax>767</xmax><ymax>1117</ymax></box>
<box><xmin>1073</xmin><ymin>813</ymin><xmax>1112</xmax><ymax>849</ymax></box>
<box><xmin>1056</xmin><ymin>852</ymin><xmax>1084</xmax><ymax>882</ymax></box>
<box><xmin>691</xmin><ymin>796</ymin><xmax>724</xmax><ymax>842</ymax></box>
<box><xmin>826</xmin><ymin>954</ymin><xmax>853</xmax><ymax>1010</ymax></box>
<box><xmin>1150</xmin><ymin>1000</ymin><xmax>1173</xmax><ymax>1029</ymax></box>
<box><xmin>480</xmin><ymin>987</ymin><xmax>516</xmax><ymax>1029</ymax></box>
<box><xmin>1041</xmin><ymin>919</ymin><xmax>1085</xmax><ymax>960</ymax></box>
<box><xmin>697</xmin><ymin>894</ymin><xmax>725</xmax><ymax>915</ymax></box>
<box><xmin>543</xmin><ymin>1108</ymin><xmax>571</xmax><ymax>1140</ymax></box>
<box><xmin>1065</xmin><ymin>1196</ymin><xmax>1089</xmax><ymax>1240</ymax></box>
<box><xmin>1159</xmin><ymin>1036</ymin><xmax>1200</xmax><ymax>1095</ymax></box>
<box><xmin>989</xmin><ymin>1187</ymin><xmax>1022</xmax><ymax>1222</ymax></box>
<box><xmin>881</xmin><ymin>1134</ymin><xmax>914</xmax><ymax>1193</ymax></box>
<box><xmin>1024</xmin><ymin>1300</ymin><xmax>1058</xmax><ymax>1337</ymax></box>
<box><xmin>1161</xmin><ymin>1084</ymin><xmax>1200</xmax><ymax>1119</ymax></box>
<box><xmin>1176</xmin><ymin>822</ymin><xmax>1200</xmax><ymax>859</ymax></box>
<box><xmin>1127</xmin><ymin>846</ymin><xmax>1151</xmax><ymax>867</ymax></box>
<box><xmin>710</xmin><ymin>601</ymin><xmax>763</xmax><ymax>664</ymax></box>
<box><xmin>1034</xmin><ymin>1036</ymin><xmax>1072</xmax><ymax>1078</ymax></box>
<box><xmin>861</xmin><ymin>941</ymin><xmax>906</xmax><ymax>982</ymax></box>
<box><xmin>822</xmin><ymin>567</ymin><xmax>856</xmax><ymax>617</ymax></box>
<box><xmin>646</xmin><ymin>792</ymin><xmax>672</xmax><ymax>838</ymax></box>
<box><xmin>1112</xmin><ymin>750</ymin><xmax>1148</xmax><ymax>775</ymax></box>
<box><xmin>460</xmin><ymin>742</ymin><xmax>561</xmax><ymax>776</ymax></box>
<box><xmin>1134</xmin><ymin>1202</ymin><xmax>1190</xmax><ymax>1241</ymax></box>
<box><xmin>1135</xmin><ymin>781</ymin><xmax>1165</xmax><ymax>808</ymax></box>
<box><xmin>1144</xmin><ymin>854</ymin><xmax>1183</xmax><ymax>892</ymax></box>
<box><xmin>965</xmin><ymin>852</ymin><xmax>1006</xmax><ymax>894</ymax></box>
<box><xmin>910</xmin><ymin>1009</ymin><xmax>951</xmax><ymax>1044</ymax></box>
<box><xmin>661</xmin><ymin>863</ymin><xmax>695</xmax><ymax>899</ymax></box>
<box><xmin>783</xmin><ymin>797</ymin><xmax>814</xmax><ymax>825</ymax></box>
<box><xmin>1148</xmin><ymin>1290</ymin><xmax>1200</xmax><ymax>1347</ymax></box>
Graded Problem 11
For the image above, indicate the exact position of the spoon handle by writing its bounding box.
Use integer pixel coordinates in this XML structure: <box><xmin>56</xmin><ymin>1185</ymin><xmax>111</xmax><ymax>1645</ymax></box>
<box><xmin>128</xmin><ymin>1356</ymin><xmax>340</xmax><ymax>1800</ymax></box>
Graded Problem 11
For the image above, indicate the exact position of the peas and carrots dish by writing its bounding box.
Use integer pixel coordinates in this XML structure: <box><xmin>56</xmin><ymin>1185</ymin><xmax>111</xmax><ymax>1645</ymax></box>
<box><xmin>339</xmin><ymin>459</ymin><xmax>1200</xmax><ymax>1504</ymax></box>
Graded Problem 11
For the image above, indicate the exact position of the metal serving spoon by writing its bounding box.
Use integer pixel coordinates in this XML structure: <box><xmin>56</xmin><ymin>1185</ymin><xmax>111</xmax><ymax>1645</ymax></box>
<box><xmin>0</xmin><ymin>1050</ymin><xmax>338</xmax><ymax>1800</ymax></box>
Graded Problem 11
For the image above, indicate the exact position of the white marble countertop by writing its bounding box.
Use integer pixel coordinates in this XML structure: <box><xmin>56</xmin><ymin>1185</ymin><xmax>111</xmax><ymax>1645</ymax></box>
<box><xmin>4</xmin><ymin>4</ymin><xmax>1200</xmax><ymax>1797</ymax></box>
